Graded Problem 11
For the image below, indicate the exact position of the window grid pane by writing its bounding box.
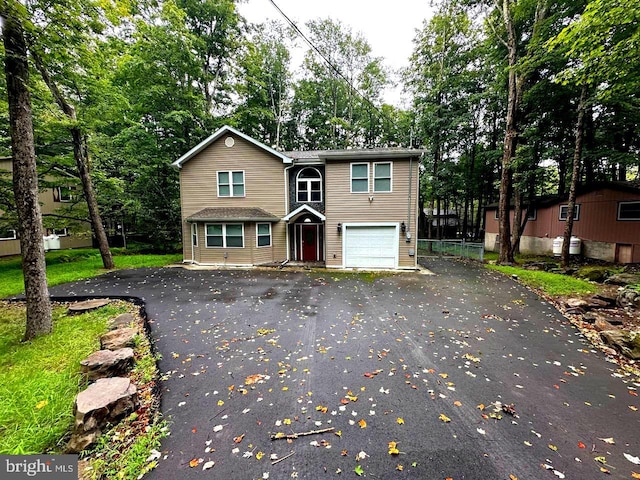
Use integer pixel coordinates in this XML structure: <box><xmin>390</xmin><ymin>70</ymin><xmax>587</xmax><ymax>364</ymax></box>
<box><xmin>352</xmin><ymin>179</ymin><xmax>368</xmax><ymax>192</ymax></box>
<box><xmin>352</xmin><ymin>164</ymin><xmax>367</xmax><ymax>177</ymax></box>
<box><xmin>374</xmin><ymin>178</ymin><xmax>391</xmax><ymax>192</ymax></box>
<box><xmin>619</xmin><ymin>202</ymin><xmax>640</xmax><ymax>220</ymax></box>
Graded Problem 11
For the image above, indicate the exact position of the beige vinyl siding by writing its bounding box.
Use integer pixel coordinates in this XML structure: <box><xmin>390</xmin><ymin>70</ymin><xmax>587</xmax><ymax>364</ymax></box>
<box><xmin>0</xmin><ymin>239</ymin><xmax>20</xmax><ymax>257</ymax></box>
<box><xmin>325</xmin><ymin>158</ymin><xmax>419</xmax><ymax>269</ymax></box>
<box><xmin>179</xmin><ymin>133</ymin><xmax>287</xmax><ymax>264</ymax></box>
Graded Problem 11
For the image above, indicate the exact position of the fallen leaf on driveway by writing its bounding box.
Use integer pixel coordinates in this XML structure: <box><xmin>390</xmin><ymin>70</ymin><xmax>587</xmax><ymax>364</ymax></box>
<box><xmin>202</xmin><ymin>461</ymin><xmax>214</xmax><ymax>471</ymax></box>
<box><xmin>354</xmin><ymin>465</ymin><xmax>364</xmax><ymax>476</ymax></box>
<box><xmin>189</xmin><ymin>458</ymin><xmax>202</xmax><ymax>468</ymax></box>
<box><xmin>598</xmin><ymin>437</ymin><xmax>615</xmax><ymax>444</ymax></box>
<box><xmin>439</xmin><ymin>414</ymin><xmax>451</xmax><ymax>423</ymax></box>
<box><xmin>233</xmin><ymin>433</ymin><xmax>245</xmax><ymax>443</ymax></box>
<box><xmin>358</xmin><ymin>419</ymin><xmax>367</xmax><ymax>428</ymax></box>
<box><xmin>625</xmin><ymin>453</ymin><xmax>640</xmax><ymax>465</ymax></box>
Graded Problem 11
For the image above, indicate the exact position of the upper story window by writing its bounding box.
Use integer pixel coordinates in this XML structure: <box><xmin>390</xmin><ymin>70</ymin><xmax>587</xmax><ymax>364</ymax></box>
<box><xmin>351</xmin><ymin>163</ymin><xmax>369</xmax><ymax>193</ymax></box>
<box><xmin>618</xmin><ymin>201</ymin><xmax>640</xmax><ymax>220</ymax></box>
<box><xmin>206</xmin><ymin>223</ymin><xmax>244</xmax><ymax>248</ymax></box>
<box><xmin>373</xmin><ymin>162</ymin><xmax>392</xmax><ymax>192</ymax></box>
<box><xmin>55</xmin><ymin>186</ymin><xmax>76</xmax><ymax>203</ymax></box>
<box><xmin>527</xmin><ymin>208</ymin><xmax>537</xmax><ymax>221</ymax></box>
<box><xmin>218</xmin><ymin>171</ymin><xmax>245</xmax><ymax>197</ymax></box>
<box><xmin>296</xmin><ymin>168</ymin><xmax>322</xmax><ymax>202</ymax></box>
<box><xmin>559</xmin><ymin>204</ymin><xmax>580</xmax><ymax>221</ymax></box>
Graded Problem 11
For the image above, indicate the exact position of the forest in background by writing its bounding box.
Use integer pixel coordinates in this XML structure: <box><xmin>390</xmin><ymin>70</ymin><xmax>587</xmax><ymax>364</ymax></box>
<box><xmin>0</xmin><ymin>0</ymin><xmax>638</xmax><ymax>251</ymax></box>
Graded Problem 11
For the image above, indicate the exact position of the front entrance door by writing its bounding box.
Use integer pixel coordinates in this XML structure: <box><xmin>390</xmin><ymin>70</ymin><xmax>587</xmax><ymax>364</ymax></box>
<box><xmin>301</xmin><ymin>224</ymin><xmax>318</xmax><ymax>261</ymax></box>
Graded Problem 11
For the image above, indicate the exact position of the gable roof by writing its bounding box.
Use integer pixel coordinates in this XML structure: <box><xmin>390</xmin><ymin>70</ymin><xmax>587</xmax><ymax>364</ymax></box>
<box><xmin>172</xmin><ymin>125</ymin><xmax>292</xmax><ymax>168</ymax></box>
<box><xmin>186</xmin><ymin>207</ymin><xmax>280</xmax><ymax>223</ymax></box>
<box><xmin>282</xmin><ymin>204</ymin><xmax>326</xmax><ymax>222</ymax></box>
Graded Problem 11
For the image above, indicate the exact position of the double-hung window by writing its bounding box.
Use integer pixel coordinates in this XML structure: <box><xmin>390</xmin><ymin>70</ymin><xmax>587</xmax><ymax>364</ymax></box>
<box><xmin>351</xmin><ymin>163</ymin><xmax>369</xmax><ymax>193</ymax></box>
<box><xmin>257</xmin><ymin>223</ymin><xmax>272</xmax><ymax>247</ymax></box>
<box><xmin>559</xmin><ymin>204</ymin><xmax>580</xmax><ymax>221</ymax></box>
<box><xmin>218</xmin><ymin>171</ymin><xmax>245</xmax><ymax>197</ymax></box>
<box><xmin>618</xmin><ymin>201</ymin><xmax>640</xmax><ymax>220</ymax></box>
<box><xmin>373</xmin><ymin>162</ymin><xmax>392</xmax><ymax>192</ymax></box>
<box><xmin>191</xmin><ymin>223</ymin><xmax>198</xmax><ymax>246</ymax></box>
<box><xmin>206</xmin><ymin>224</ymin><xmax>244</xmax><ymax>248</ymax></box>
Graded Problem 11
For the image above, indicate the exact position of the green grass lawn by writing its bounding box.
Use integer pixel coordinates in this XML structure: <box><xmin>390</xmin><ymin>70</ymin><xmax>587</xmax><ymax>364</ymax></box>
<box><xmin>0</xmin><ymin>248</ymin><xmax>182</xmax><ymax>299</ymax></box>
<box><xmin>0</xmin><ymin>302</ymin><xmax>127</xmax><ymax>454</ymax></box>
<box><xmin>487</xmin><ymin>264</ymin><xmax>598</xmax><ymax>296</ymax></box>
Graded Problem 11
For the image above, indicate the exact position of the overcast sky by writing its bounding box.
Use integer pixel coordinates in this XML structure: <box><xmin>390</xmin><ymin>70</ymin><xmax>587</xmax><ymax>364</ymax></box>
<box><xmin>237</xmin><ymin>0</ymin><xmax>435</xmax><ymax>106</ymax></box>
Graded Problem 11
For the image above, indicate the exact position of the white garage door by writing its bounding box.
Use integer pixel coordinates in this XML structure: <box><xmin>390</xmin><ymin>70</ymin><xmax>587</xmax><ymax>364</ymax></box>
<box><xmin>344</xmin><ymin>225</ymin><xmax>398</xmax><ymax>269</ymax></box>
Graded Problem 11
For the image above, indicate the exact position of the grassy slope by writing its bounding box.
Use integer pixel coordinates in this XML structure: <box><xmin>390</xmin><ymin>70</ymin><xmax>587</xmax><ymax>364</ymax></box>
<box><xmin>0</xmin><ymin>303</ymin><xmax>128</xmax><ymax>454</ymax></box>
<box><xmin>0</xmin><ymin>249</ymin><xmax>182</xmax><ymax>299</ymax></box>
<box><xmin>487</xmin><ymin>264</ymin><xmax>597</xmax><ymax>296</ymax></box>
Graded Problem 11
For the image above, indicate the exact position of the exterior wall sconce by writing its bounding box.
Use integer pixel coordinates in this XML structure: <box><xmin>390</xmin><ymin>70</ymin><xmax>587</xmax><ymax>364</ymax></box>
<box><xmin>401</xmin><ymin>221</ymin><xmax>406</xmax><ymax>233</ymax></box>
<box><xmin>337</xmin><ymin>223</ymin><xmax>342</xmax><ymax>234</ymax></box>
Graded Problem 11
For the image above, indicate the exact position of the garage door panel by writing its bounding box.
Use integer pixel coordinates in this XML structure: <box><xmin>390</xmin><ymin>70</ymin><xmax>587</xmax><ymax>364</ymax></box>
<box><xmin>344</xmin><ymin>225</ymin><xmax>397</xmax><ymax>268</ymax></box>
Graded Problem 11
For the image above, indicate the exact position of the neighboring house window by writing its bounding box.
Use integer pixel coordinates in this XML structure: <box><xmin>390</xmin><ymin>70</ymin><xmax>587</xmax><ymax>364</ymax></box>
<box><xmin>191</xmin><ymin>223</ymin><xmax>198</xmax><ymax>246</ymax></box>
<box><xmin>559</xmin><ymin>204</ymin><xmax>580</xmax><ymax>221</ymax></box>
<box><xmin>55</xmin><ymin>186</ymin><xmax>75</xmax><ymax>202</ymax></box>
<box><xmin>494</xmin><ymin>209</ymin><xmax>499</xmax><ymax>220</ymax></box>
<box><xmin>52</xmin><ymin>228</ymin><xmax>68</xmax><ymax>237</ymax></box>
<box><xmin>351</xmin><ymin>163</ymin><xmax>369</xmax><ymax>193</ymax></box>
<box><xmin>206</xmin><ymin>223</ymin><xmax>244</xmax><ymax>248</ymax></box>
<box><xmin>257</xmin><ymin>223</ymin><xmax>271</xmax><ymax>247</ymax></box>
<box><xmin>618</xmin><ymin>201</ymin><xmax>640</xmax><ymax>220</ymax></box>
<box><xmin>0</xmin><ymin>229</ymin><xmax>16</xmax><ymax>240</ymax></box>
<box><xmin>218</xmin><ymin>171</ymin><xmax>245</xmax><ymax>197</ymax></box>
<box><xmin>373</xmin><ymin>162</ymin><xmax>392</xmax><ymax>192</ymax></box>
<box><xmin>296</xmin><ymin>168</ymin><xmax>322</xmax><ymax>202</ymax></box>
<box><xmin>527</xmin><ymin>208</ymin><xmax>537</xmax><ymax>221</ymax></box>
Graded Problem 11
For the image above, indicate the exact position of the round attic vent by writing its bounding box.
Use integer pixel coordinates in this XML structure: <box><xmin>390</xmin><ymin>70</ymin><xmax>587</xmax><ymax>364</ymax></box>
<box><xmin>225</xmin><ymin>136</ymin><xmax>235</xmax><ymax>147</ymax></box>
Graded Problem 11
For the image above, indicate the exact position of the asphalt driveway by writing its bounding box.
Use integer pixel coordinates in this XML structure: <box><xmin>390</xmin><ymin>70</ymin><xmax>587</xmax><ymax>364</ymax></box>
<box><xmin>50</xmin><ymin>260</ymin><xmax>640</xmax><ymax>479</ymax></box>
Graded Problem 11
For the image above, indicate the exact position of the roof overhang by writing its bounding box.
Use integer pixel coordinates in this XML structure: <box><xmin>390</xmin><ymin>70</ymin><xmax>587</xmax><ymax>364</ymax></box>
<box><xmin>319</xmin><ymin>149</ymin><xmax>425</xmax><ymax>161</ymax></box>
<box><xmin>172</xmin><ymin>125</ymin><xmax>293</xmax><ymax>168</ymax></box>
<box><xmin>187</xmin><ymin>207</ymin><xmax>280</xmax><ymax>223</ymax></box>
<box><xmin>283</xmin><ymin>204</ymin><xmax>326</xmax><ymax>222</ymax></box>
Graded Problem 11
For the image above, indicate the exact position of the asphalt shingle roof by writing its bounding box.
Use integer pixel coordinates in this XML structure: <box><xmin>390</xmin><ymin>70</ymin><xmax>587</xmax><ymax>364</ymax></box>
<box><xmin>186</xmin><ymin>207</ymin><xmax>280</xmax><ymax>222</ymax></box>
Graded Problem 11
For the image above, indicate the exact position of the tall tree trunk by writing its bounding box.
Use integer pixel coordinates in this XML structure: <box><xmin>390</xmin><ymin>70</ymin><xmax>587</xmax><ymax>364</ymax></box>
<box><xmin>2</xmin><ymin>7</ymin><xmax>53</xmax><ymax>340</ymax></box>
<box><xmin>31</xmin><ymin>53</ymin><xmax>114</xmax><ymax>270</ymax></box>
<box><xmin>497</xmin><ymin>0</ymin><xmax>518</xmax><ymax>264</ymax></box>
<box><xmin>560</xmin><ymin>85</ymin><xmax>587</xmax><ymax>269</ymax></box>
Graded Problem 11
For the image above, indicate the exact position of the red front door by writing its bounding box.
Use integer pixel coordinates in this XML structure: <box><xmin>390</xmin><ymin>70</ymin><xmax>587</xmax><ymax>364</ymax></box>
<box><xmin>301</xmin><ymin>225</ymin><xmax>317</xmax><ymax>261</ymax></box>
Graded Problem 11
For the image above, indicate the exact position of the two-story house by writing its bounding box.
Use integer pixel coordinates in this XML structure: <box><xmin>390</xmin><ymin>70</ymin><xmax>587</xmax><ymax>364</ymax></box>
<box><xmin>172</xmin><ymin>125</ymin><xmax>422</xmax><ymax>270</ymax></box>
<box><xmin>0</xmin><ymin>157</ymin><xmax>93</xmax><ymax>257</ymax></box>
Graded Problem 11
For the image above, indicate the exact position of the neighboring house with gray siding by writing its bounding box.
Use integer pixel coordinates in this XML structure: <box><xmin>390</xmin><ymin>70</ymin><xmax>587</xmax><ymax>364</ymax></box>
<box><xmin>172</xmin><ymin>125</ymin><xmax>422</xmax><ymax>270</ymax></box>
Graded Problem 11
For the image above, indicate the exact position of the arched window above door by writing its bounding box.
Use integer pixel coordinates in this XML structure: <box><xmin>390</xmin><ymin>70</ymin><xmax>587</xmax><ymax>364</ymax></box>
<box><xmin>296</xmin><ymin>168</ymin><xmax>322</xmax><ymax>203</ymax></box>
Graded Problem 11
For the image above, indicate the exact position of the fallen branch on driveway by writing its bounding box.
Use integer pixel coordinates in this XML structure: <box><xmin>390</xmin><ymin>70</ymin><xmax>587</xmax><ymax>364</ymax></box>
<box><xmin>270</xmin><ymin>427</ymin><xmax>334</xmax><ymax>440</ymax></box>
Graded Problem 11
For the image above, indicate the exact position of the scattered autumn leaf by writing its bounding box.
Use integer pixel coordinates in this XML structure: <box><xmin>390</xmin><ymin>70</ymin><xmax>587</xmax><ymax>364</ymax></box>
<box><xmin>233</xmin><ymin>434</ymin><xmax>245</xmax><ymax>444</ymax></box>
<box><xmin>396</xmin><ymin>417</ymin><xmax>405</xmax><ymax>425</ymax></box>
<box><xmin>509</xmin><ymin>475</ymin><xmax>518</xmax><ymax>480</ymax></box>
<box><xmin>453</xmin><ymin>401</ymin><xmax>462</xmax><ymax>407</ymax></box>
<box><xmin>341</xmin><ymin>449</ymin><xmax>348</xmax><ymax>456</ymax></box>
<box><xmin>548</xmin><ymin>444</ymin><xmax>558</xmax><ymax>452</ymax></box>
<box><xmin>631</xmin><ymin>472</ymin><xmax>640</xmax><ymax>478</ymax></box>
<box><xmin>388</xmin><ymin>441</ymin><xmax>400</xmax><ymax>455</ymax></box>
<box><xmin>189</xmin><ymin>458</ymin><xmax>201</xmax><ymax>468</ymax></box>
<box><xmin>358</xmin><ymin>419</ymin><xmax>367</xmax><ymax>428</ymax></box>
<box><xmin>202</xmin><ymin>461</ymin><xmax>214</xmax><ymax>471</ymax></box>
<box><xmin>594</xmin><ymin>456</ymin><xmax>607</xmax><ymax>464</ymax></box>
<box><xmin>439</xmin><ymin>414</ymin><xmax>451</xmax><ymax>423</ymax></box>
<box><xmin>577</xmin><ymin>442</ymin><xmax>586</xmax><ymax>449</ymax></box>
<box><xmin>598</xmin><ymin>437</ymin><xmax>615</xmax><ymax>445</ymax></box>
<box><xmin>624</xmin><ymin>453</ymin><xmax>640</xmax><ymax>465</ymax></box>
<box><xmin>35</xmin><ymin>400</ymin><xmax>48</xmax><ymax>410</ymax></box>
<box><xmin>396</xmin><ymin>464</ymin><xmax>404</xmax><ymax>471</ymax></box>
<box><xmin>354</xmin><ymin>465</ymin><xmax>364</xmax><ymax>476</ymax></box>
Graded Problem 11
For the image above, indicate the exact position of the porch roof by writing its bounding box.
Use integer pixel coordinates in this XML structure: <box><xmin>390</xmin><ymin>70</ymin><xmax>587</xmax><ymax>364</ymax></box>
<box><xmin>186</xmin><ymin>207</ymin><xmax>280</xmax><ymax>223</ymax></box>
<box><xmin>282</xmin><ymin>204</ymin><xmax>326</xmax><ymax>222</ymax></box>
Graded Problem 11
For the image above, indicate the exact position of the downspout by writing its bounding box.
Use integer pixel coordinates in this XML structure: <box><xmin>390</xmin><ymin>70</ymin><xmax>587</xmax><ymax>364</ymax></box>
<box><xmin>284</xmin><ymin>164</ymin><xmax>295</xmax><ymax>261</ymax></box>
<box><xmin>191</xmin><ymin>223</ymin><xmax>195</xmax><ymax>264</ymax></box>
<box><xmin>406</xmin><ymin>155</ymin><xmax>415</xmax><ymax>242</ymax></box>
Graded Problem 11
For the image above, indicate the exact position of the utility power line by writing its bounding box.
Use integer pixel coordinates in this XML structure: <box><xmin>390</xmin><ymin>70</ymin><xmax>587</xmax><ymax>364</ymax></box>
<box><xmin>266</xmin><ymin>0</ymin><xmax>393</xmax><ymax>139</ymax></box>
